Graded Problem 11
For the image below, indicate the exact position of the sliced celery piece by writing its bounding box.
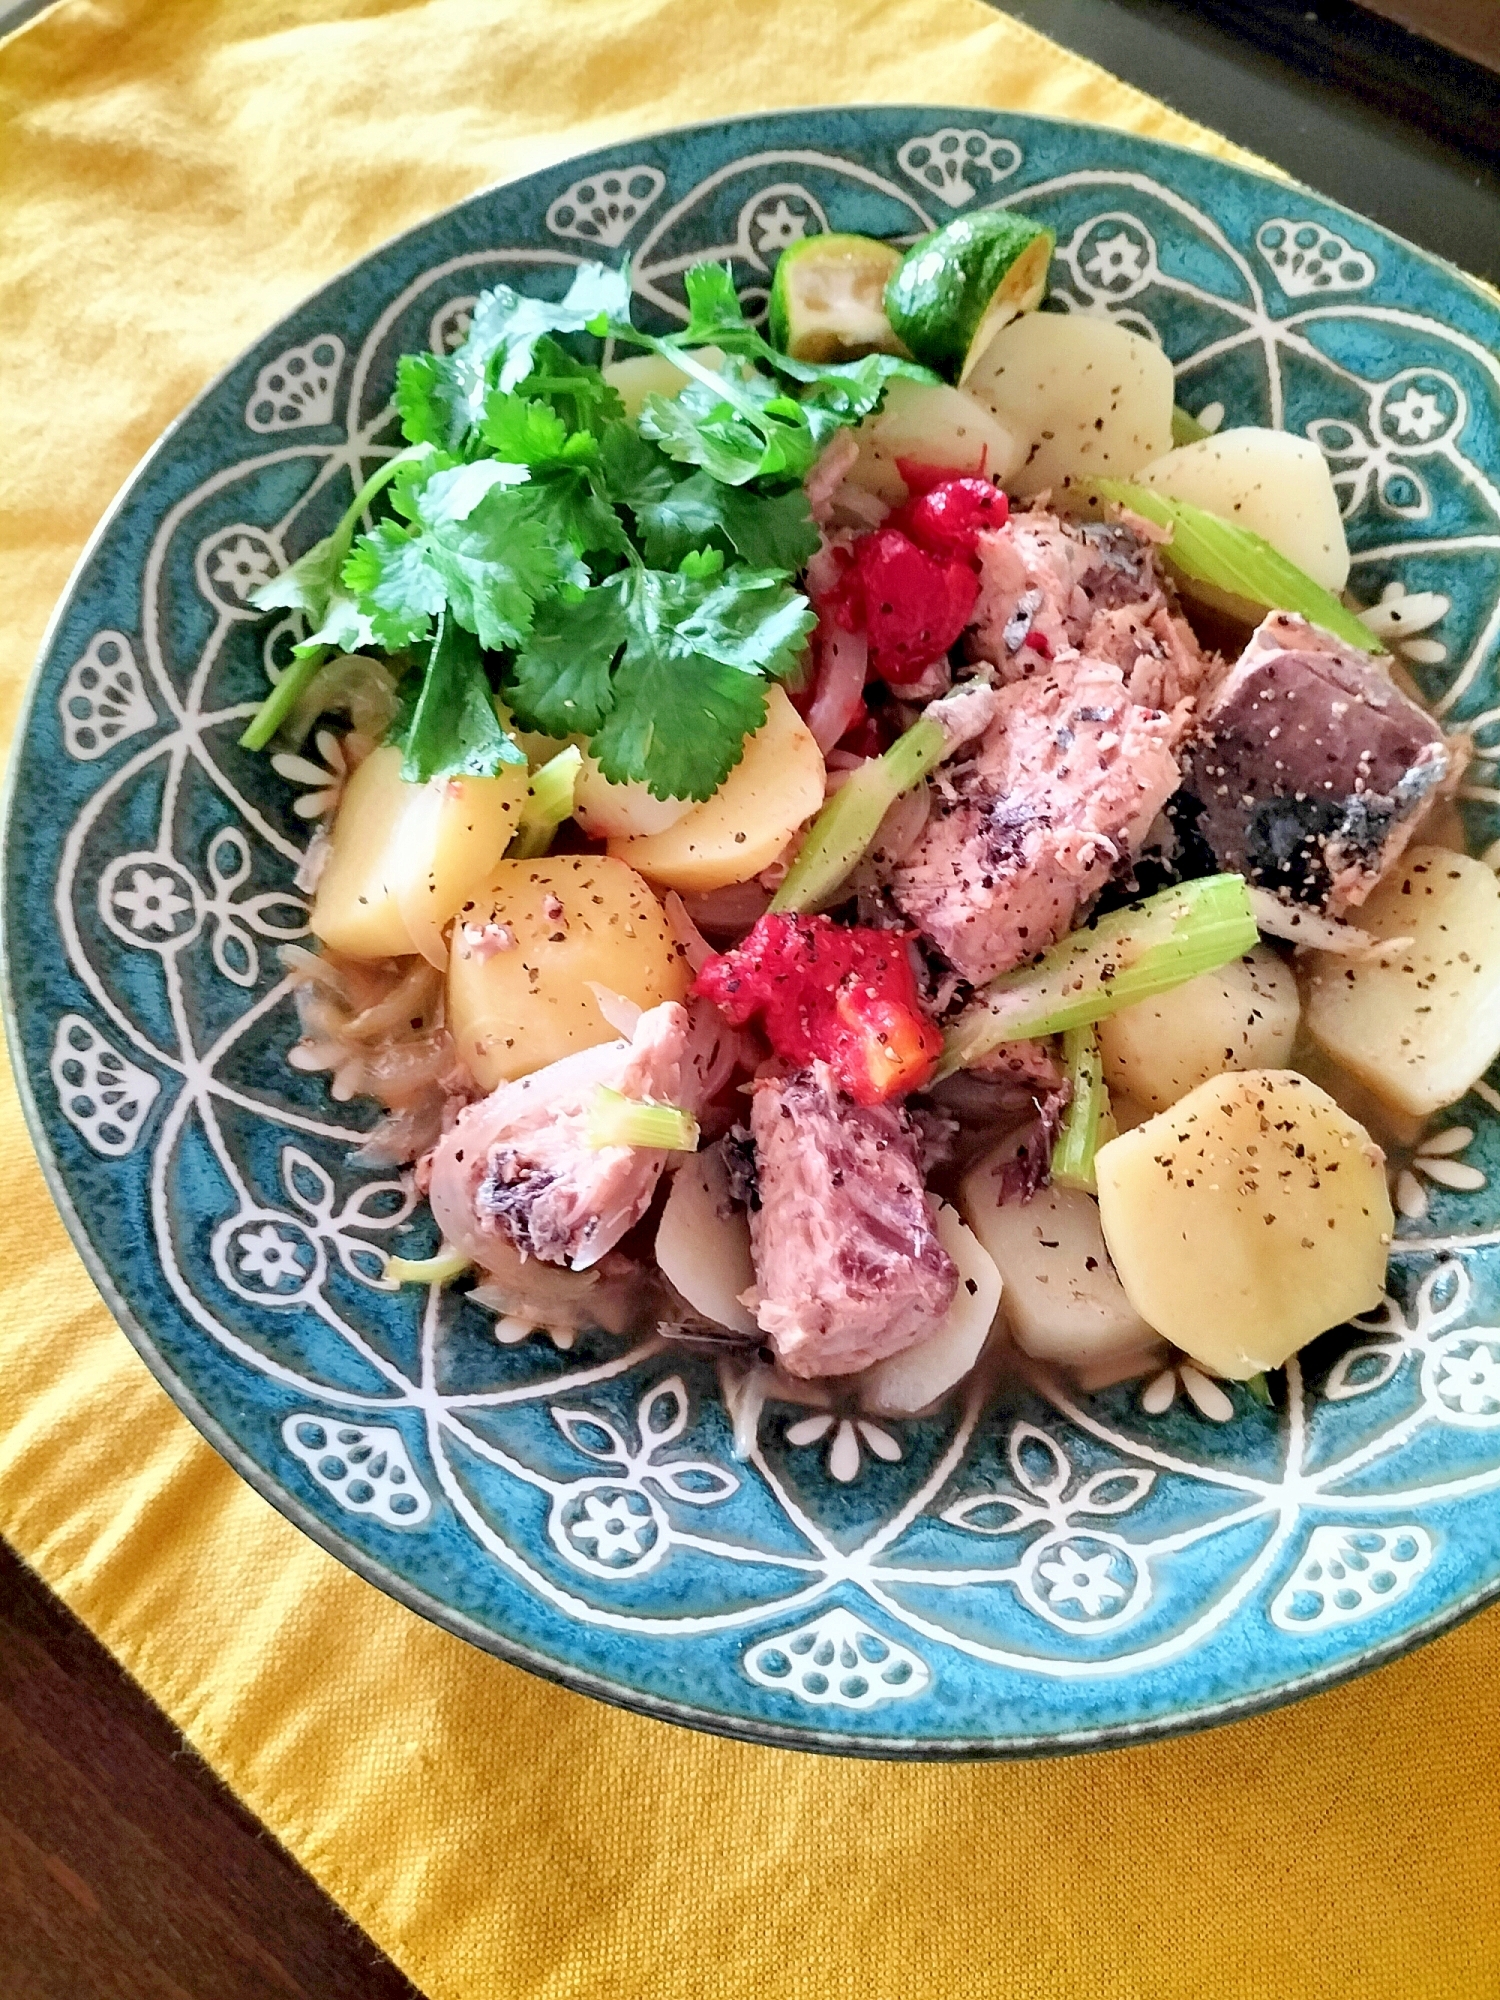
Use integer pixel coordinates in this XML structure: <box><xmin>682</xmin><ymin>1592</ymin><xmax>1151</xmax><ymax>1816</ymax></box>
<box><xmin>770</xmin><ymin>712</ymin><xmax>947</xmax><ymax>915</ymax></box>
<box><xmin>586</xmin><ymin>1087</ymin><xmax>700</xmax><ymax>1153</ymax></box>
<box><xmin>1091</xmin><ymin>479</ymin><xmax>1382</xmax><ymax>656</ymax></box>
<box><xmin>937</xmin><ymin>874</ymin><xmax>1257</xmax><ymax>1078</ymax></box>
<box><xmin>1050</xmin><ymin>1024</ymin><xmax>1105</xmax><ymax>1194</ymax></box>
<box><xmin>508</xmin><ymin>744</ymin><xmax>583</xmax><ymax>859</ymax></box>
<box><xmin>1170</xmin><ymin>405</ymin><xmax>1211</xmax><ymax>447</ymax></box>
<box><xmin>386</xmin><ymin>1247</ymin><xmax>471</xmax><ymax>1287</ymax></box>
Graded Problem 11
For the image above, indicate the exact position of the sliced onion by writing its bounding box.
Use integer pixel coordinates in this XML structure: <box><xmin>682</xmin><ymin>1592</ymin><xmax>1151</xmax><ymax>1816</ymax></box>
<box><xmin>662</xmin><ymin>892</ymin><xmax>713</xmax><ymax>973</ymax></box>
<box><xmin>586</xmin><ymin>982</ymin><xmax>644</xmax><ymax>1038</ymax></box>
<box><xmin>390</xmin><ymin>780</ymin><xmax>451</xmax><ymax>971</ymax></box>
<box><xmin>806</xmin><ymin>623</ymin><xmax>869</xmax><ymax>755</ymax></box>
<box><xmin>681</xmin><ymin>878</ymin><xmax>774</xmax><ymax>935</ymax></box>
<box><xmin>1248</xmin><ymin>886</ymin><xmax>1411</xmax><ymax>957</ymax></box>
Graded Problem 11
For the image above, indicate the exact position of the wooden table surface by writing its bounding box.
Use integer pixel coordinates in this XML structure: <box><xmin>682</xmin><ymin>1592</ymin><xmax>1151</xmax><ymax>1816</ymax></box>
<box><xmin>1</xmin><ymin>1540</ymin><xmax>419</xmax><ymax>2000</ymax></box>
<box><xmin>4</xmin><ymin>4</ymin><xmax>1499</xmax><ymax>1996</ymax></box>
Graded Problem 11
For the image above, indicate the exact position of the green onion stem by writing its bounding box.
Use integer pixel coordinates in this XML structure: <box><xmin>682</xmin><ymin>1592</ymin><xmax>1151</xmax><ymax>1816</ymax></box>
<box><xmin>1050</xmin><ymin>1024</ymin><xmax>1106</xmax><ymax>1194</ymax></box>
<box><xmin>507</xmin><ymin>744</ymin><xmax>583</xmax><ymax>859</ymax></box>
<box><xmin>385</xmin><ymin>1247</ymin><xmax>471</xmax><ymax>1288</ymax></box>
<box><xmin>586</xmin><ymin>1086</ymin><xmax>700</xmax><ymax>1153</ymax></box>
<box><xmin>936</xmin><ymin>873</ymin><xmax>1258</xmax><ymax>1079</ymax></box>
<box><xmin>771</xmin><ymin>713</ymin><xmax>946</xmax><ymax>915</ymax></box>
<box><xmin>240</xmin><ymin>446</ymin><xmax>424</xmax><ymax>751</ymax></box>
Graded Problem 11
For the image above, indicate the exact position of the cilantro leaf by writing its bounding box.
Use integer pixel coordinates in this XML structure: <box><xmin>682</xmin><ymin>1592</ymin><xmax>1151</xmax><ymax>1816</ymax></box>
<box><xmin>420</xmin><ymin>486</ymin><xmax>561</xmax><ymax>651</ymax></box>
<box><xmin>505</xmin><ymin>565</ymin><xmax>815</xmax><ymax>800</ymax></box>
<box><xmin>505</xmin><ymin>587</ymin><xmax>626</xmax><ymax>738</ymax></box>
<box><xmin>249</xmin><ymin>443</ymin><xmax>436</xmax><ymax>648</ymax></box>
<box><xmin>675</xmin><ymin>566</ymin><xmax>817</xmax><ymax>682</ymax></box>
<box><xmin>507</xmin><ymin>474</ymin><xmax>628</xmax><ymax>576</ymax></box>
<box><xmin>676</xmin><ymin>261</ymin><xmax>759</xmax><ymax>353</ymax></box>
<box><xmin>342</xmin><ymin>522</ymin><xmax>447</xmax><ymax>649</ymax></box>
<box><xmin>395</xmin><ymin>265</ymin><xmax>632</xmax><ymax>454</ymax></box>
<box><xmin>635</xmin><ymin>472</ymin><xmax>728</xmax><ymax>566</ymax></box>
<box><xmin>398</xmin><ymin>609</ymin><xmax>526</xmax><ymax>783</ymax></box>
<box><xmin>597</xmin><ymin>261</ymin><xmax>938</xmax><ymax>484</ymax></box>
<box><xmin>635</xmin><ymin>469</ymin><xmax>818</xmax><ymax>571</ymax></box>
<box><xmin>340</xmin><ymin>462</ymin><xmax>563</xmax><ymax>654</ymax></box>
<box><xmin>480</xmin><ymin>392</ymin><xmax>593</xmax><ymax>468</ymax></box>
<box><xmin>524</xmin><ymin>337</ymin><xmax>627</xmax><ymax>439</ymax></box>
<box><xmin>638</xmin><ymin>366</ymin><xmax>824</xmax><ymax>485</ymax></box>
<box><xmin>795</xmin><ymin>350</ymin><xmax>935</xmax><ymax>423</ymax></box>
<box><xmin>598</xmin><ymin>420</ymin><xmax>677</xmax><ymax>513</ymax></box>
<box><xmin>249</xmin><ymin>532</ymin><xmax>345</xmax><ymax>619</ymax></box>
<box><xmin>401</xmin><ymin>456</ymin><xmax>530</xmax><ymax>526</ymax></box>
<box><xmin>593</xmin><ymin>641</ymin><xmax>770</xmax><ymax>801</ymax></box>
<box><xmin>667</xmin><ymin>262</ymin><xmax>936</xmax><ymax>414</ymax></box>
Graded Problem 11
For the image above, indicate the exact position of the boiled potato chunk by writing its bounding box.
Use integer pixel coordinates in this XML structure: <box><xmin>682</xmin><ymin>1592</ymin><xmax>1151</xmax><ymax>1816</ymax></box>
<box><xmin>860</xmin><ymin>1204</ymin><xmax>1002</xmax><ymax>1415</ymax></box>
<box><xmin>601</xmin><ymin>346</ymin><xmax>726</xmax><ymax>421</ymax></box>
<box><xmin>311</xmin><ymin>744</ymin><xmax>527</xmax><ymax>960</ymax></box>
<box><xmin>1098</xmin><ymin>947</ymin><xmax>1300</xmax><ymax>1113</ymax></box>
<box><xmin>447</xmin><ymin>855</ymin><xmax>690</xmax><ymax>1087</ymax></box>
<box><xmin>964</xmin><ymin>310</ymin><xmax>1174</xmax><ymax>501</ymax></box>
<box><xmin>847</xmin><ymin>376</ymin><xmax>1026</xmax><ymax>505</ymax></box>
<box><xmin>573</xmin><ymin>750</ymin><xmax>694</xmax><ymax>840</ymax></box>
<box><xmin>1095</xmin><ymin>1069</ymin><xmax>1392</xmax><ymax>1377</ymax></box>
<box><xmin>1303</xmin><ymin>847</ymin><xmax>1500</xmax><ymax>1118</ymax></box>
<box><xmin>655</xmin><ymin>1143</ymin><xmax>759</xmax><ymax>1338</ymax></box>
<box><xmin>959</xmin><ymin>1160</ymin><xmax>1164</xmax><ymax>1381</ymax></box>
<box><xmin>1134</xmin><ymin>428</ymin><xmax>1350</xmax><ymax>591</ymax></box>
<box><xmin>609</xmin><ymin>686</ymin><xmax>824</xmax><ymax>894</ymax></box>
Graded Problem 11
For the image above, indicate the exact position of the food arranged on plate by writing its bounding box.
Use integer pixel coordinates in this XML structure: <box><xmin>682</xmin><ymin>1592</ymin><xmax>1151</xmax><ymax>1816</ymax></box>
<box><xmin>245</xmin><ymin>208</ymin><xmax>1498</xmax><ymax>1428</ymax></box>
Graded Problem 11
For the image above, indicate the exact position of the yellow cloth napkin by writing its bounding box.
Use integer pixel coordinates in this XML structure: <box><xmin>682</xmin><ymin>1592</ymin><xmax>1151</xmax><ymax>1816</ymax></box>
<box><xmin>3</xmin><ymin>5</ymin><xmax>1498</xmax><ymax>1997</ymax></box>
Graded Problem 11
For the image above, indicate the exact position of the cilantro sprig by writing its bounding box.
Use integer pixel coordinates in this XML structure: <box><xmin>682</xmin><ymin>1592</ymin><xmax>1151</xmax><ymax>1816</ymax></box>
<box><xmin>244</xmin><ymin>256</ymin><xmax>917</xmax><ymax>798</ymax></box>
<box><xmin>506</xmin><ymin>562</ymin><xmax>815</xmax><ymax>801</ymax></box>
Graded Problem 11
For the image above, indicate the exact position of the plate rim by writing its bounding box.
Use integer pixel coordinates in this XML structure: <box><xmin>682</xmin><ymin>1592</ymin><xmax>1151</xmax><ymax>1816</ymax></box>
<box><xmin>7</xmin><ymin>102</ymin><xmax>1500</xmax><ymax>1758</ymax></box>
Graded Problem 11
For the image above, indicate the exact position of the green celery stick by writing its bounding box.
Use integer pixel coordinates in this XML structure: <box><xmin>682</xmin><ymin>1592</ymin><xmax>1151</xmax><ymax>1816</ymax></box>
<box><xmin>586</xmin><ymin>1087</ymin><xmax>700</xmax><ymax>1153</ymax></box>
<box><xmin>770</xmin><ymin>711</ymin><xmax>948</xmax><ymax>914</ymax></box>
<box><xmin>1090</xmin><ymin>478</ymin><xmax>1382</xmax><ymax>656</ymax></box>
<box><xmin>1051</xmin><ymin>1024</ymin><xmax>1106</xmax><ymax>1193</ymax></box>
<box><xmin>937</xmin><ymin>874</ymin><xmax>1257</xmax><ymax>1078</ymax></box>
<box><xmin>508</xmin><ymin>744</ymin><xmax>583</xmax><ymax>859</ymax></box>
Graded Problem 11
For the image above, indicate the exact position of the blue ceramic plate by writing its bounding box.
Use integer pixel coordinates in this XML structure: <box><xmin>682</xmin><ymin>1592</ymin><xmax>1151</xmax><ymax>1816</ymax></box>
<box><xmin>9</xmin><ymin>108</ymin><xmax>1500</xmax><ymax>1757</ymax></box>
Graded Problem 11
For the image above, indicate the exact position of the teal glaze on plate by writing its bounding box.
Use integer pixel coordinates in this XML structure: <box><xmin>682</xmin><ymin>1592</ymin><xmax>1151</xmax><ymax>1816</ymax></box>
<box><xmin>7</xmin><ymin>107</ymin><xmax>1500</xmax><ymax>1756</ymax></box>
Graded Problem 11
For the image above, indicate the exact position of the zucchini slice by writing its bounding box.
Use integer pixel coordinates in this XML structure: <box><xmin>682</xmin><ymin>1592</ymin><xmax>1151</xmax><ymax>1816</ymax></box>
<box><xmin>885</xmin><ymin>210</ymin><xmax>1054</xmax><ymax>383</ymax></box>
<box><xmin>767</xmin><ymin>232</ymin><xmax>908</xmax><ymax>362</ymax></box>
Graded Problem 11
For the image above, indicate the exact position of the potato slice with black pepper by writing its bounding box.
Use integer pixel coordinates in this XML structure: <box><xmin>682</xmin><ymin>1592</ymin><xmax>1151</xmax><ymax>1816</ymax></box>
<box><xmin>1303</xmin><ymin>847</ymin><xmax>1500</xmax><ymax>1119</ymax></box>
<box><xmin>447</xmin><ymin>855</ymin><xmax>690</xmax><ymax>1088</ymax></box>
<box><xmin>1095</xmin><ymin>1069</ymin><xmax>1392</xmax><ymax>1377</ymax></box>
<box><xmin>1098</xmin><ymin>946</ymin><xmax>1299</xmax><ymax>1113</ymax></box>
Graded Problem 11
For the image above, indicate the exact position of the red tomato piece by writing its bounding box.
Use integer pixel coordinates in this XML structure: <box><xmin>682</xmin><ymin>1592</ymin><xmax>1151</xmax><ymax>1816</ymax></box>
<box><xmin>854</xmin><ymin>528</ymin><xmax>980</xmax><ymax>686</ymax></box>
<box><xmin>692</xmin><ymin>912</ymin><xmax>941</xmax><ymax>1105</ymax></box>
<box><xmin>890</xmin><ymin>476</ymin><xmax>1009</xmax><ymax>560</ymax></box>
